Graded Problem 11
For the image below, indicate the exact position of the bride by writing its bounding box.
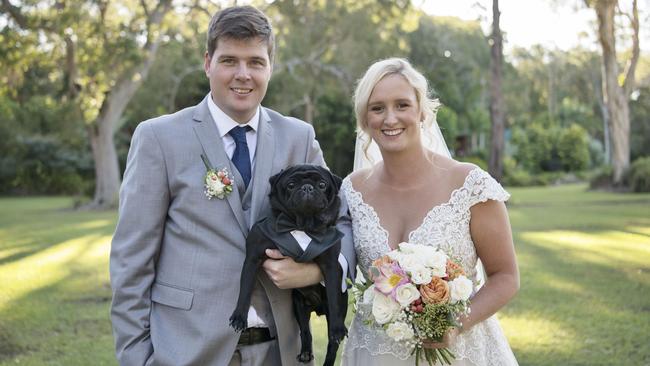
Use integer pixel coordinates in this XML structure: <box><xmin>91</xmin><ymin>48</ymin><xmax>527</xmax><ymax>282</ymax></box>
<box><xmin>340</xmin><ymin>58</ymin><xmax>520</xmax><ymax>365</ymax></box>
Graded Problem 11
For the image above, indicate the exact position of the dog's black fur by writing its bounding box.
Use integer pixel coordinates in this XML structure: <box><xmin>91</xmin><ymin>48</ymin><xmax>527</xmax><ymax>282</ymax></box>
<box><xmin>229</xmin><ymin>165</ymin><xmax>348</xmax><ymax>366</ymax></box>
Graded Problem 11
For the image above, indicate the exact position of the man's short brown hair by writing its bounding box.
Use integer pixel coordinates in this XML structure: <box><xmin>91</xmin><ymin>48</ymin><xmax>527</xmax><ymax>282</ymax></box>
<box><xmin>206</xmin><ymin>6</ymin><xmax>275</xmax><ymax>63</ymax></box>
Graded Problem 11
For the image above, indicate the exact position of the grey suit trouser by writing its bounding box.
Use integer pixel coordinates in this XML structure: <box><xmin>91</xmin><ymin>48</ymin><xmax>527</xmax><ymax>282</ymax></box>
<box><xmin>228</xmin><ymin>340</ymin><xmax>281</xmax><ymax>366</ymax></box>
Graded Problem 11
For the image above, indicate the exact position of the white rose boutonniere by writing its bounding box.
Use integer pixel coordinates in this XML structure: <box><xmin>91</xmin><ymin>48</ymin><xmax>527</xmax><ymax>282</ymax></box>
<box><xmin>201</xmin><ymin>154</ymin><xmax>234</xmax><ymax>200</ymax></box>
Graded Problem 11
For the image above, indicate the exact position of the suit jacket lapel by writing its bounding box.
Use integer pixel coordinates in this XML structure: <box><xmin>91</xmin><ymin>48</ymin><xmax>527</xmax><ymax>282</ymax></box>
<box><xmin>249</xmin><ymin>108</ymin><xmax>275</xmax><ymax>223</ymax></box>
<box><xmin>192</xmin><ymin>96</ymin><xmax>248</xmax><ymax>235</ymax></box>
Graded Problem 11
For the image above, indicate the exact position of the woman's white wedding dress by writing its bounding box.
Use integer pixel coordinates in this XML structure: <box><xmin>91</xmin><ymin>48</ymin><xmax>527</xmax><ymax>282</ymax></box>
<box><xmin>340</xmin><ymin>168</ymin><xmax>518</xmax><ymax>366</ymax></box>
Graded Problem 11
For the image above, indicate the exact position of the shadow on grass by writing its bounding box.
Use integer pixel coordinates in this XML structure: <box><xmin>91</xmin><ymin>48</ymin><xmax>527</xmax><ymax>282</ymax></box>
<box><xmin>0</xmin><ymin>324</ymin><xmax>27</xmax><ymax>362</ymax></box>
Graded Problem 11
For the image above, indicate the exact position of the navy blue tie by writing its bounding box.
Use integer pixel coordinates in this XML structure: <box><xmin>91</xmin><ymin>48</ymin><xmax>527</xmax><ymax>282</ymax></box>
<box><xmin>229</xmin><ymin>126</ymin><xmax>252</xmax><ymax>188</ymax></box>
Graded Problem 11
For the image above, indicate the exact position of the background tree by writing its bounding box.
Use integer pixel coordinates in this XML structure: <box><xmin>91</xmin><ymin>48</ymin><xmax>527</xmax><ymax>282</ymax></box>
<box><xmin>0</xmin><ymin>0</ymin><xmax>202</xmax><ymax>208</ymax></box>
<box><xmin>588</xmin><ymin>0</ymin><xmax>640</xmax><ymax>184</ymax></box>
<box><xmin>488</xmin><ymin>0</ymin><xmax>506</xmax><ymax>181</ymax></box>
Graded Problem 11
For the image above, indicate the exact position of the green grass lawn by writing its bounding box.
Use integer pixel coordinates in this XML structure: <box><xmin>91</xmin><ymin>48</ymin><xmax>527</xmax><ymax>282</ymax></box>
<box><xmin>1</xmin><ymin>184</ymin><xmax>649</xmax><ymax>365</ymax></box>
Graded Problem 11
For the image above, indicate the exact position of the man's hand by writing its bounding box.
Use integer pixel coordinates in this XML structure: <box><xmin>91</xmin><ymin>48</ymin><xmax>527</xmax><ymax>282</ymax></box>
<box><xmin>262</xmin><ymin>249</ymin><xmax>323</xmax><ymax>289</ymax></box>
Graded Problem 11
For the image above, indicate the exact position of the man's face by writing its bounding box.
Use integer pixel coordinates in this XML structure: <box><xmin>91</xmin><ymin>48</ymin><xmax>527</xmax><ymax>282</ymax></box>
<box><xmin>204</xmin><ymin>37</ymin><xmax>272</xmax><ymax>123</ymax></box>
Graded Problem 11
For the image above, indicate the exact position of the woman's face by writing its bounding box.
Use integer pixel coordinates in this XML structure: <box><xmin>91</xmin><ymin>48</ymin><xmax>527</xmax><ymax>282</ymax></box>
<box><xmin>365</xmin><ymin>73</ymin><xmax>423</xmax><ymax>154</ymax></box>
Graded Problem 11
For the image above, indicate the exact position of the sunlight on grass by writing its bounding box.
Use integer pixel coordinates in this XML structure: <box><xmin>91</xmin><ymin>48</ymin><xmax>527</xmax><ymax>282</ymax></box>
<box><xmin>522</xmin><ymin>230</ymin><xmax>650</xmax><ymax>267</ymax></box>
<box><xmin>0</xmin><ymin>233</ymin><xmax>111</xmax><ymax>311</ymax></box>
<box><xmin>500</xmin><ymin>314</ymin><xmax>575</xmax><ymax>349</ymax></box>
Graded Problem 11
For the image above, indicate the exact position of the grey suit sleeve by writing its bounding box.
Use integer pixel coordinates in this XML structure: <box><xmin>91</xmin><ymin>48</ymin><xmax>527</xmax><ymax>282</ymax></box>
<box><xmin>110</xmin><ymin>122</ymin><xmax>169</xmax><ymax>366</ymax></box>
<box><xmin>336</xmin><ymin>190</ymin><xmax>356</xmax><ymax>282</ymax></box>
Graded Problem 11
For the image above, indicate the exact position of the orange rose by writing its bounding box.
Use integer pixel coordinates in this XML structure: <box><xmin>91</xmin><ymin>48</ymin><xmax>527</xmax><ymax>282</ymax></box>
<box><xmin>446</xmin><ymin>260</ymin><xmax>465</xmax><ymax>280</ymax></box>
<box><xmin>372</xmin><ymin>255</ymin><xmax>394</xmax><ymax>268</ymax></box>
<box><xmin>419</xmin><ymin>276</ymin><xmax>450</xmax><ymax>304</ymax></box>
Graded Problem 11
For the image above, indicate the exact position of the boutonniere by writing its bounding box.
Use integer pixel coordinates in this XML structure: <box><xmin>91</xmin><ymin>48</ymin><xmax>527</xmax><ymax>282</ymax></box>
<box><xmin>201</xmin><ymin>154</ymin><xmax>234</xmax><ymax>199</ymax></box>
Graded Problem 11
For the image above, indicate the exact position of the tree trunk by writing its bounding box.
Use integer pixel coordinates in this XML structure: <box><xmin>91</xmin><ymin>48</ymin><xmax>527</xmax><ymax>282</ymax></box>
<box><xmin>87</xmin><ymin>122</ymin><xmax>121</xmax><ymax>209</ymax></box>
<box><xmin>303</xmin><ymin>93</ymin><xmax>314</xmax><ymax>124</ymax></box>
<box><xmin>84</xmin><ymin>39</ymin><xmax>162</xmax><ymax>209</ymax></box>
<box><xmin>488</xmin><ymin>0</ymin><xmax>505</xmax><ymax>181</ymax></box>
<box><xmin>594</xmin><ymin>0</ymin><xmax>639</xmax><ymax>184</ymax></box>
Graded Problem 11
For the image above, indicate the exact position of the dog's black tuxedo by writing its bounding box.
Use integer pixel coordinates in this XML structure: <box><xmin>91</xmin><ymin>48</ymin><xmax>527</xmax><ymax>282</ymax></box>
<box><xmin>256</xmin><ymin>214</ymin><xmax>343</xmax><ymax>262</ymax></box>
<box><xmin>229</xmin><ymin>165</ymin><xmax>348</xmax><ymax>366</ymax></box>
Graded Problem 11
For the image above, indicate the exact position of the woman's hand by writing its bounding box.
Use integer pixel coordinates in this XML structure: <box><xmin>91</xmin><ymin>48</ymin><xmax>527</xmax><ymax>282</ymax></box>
<box><xmin>422</xmin><ymin>327</ymin><xmax>460</xmax><ymax>349</ymax></box>
<box><xmin>262</xmin><ymin>249</ymin><xmax>323</xmax><ymax>289</ymax></box>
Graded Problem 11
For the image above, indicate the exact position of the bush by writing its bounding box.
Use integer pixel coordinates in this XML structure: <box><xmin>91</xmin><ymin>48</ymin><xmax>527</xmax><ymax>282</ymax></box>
<box><xmin>8</xmin><ymin>136</ymin><xmax>92</xmax><ymax>195</ymax></box>
<box><xmin>503</xmin><ymin>168</ymin><xmax>533</xmax><ymax>187</ymax></box>
<box><xmin>513</xmin><ymin>123</ymin><xmax>591</xmax><ymax>173</ymax></box>
<box><xmin>512</xmin><ymin>123</ymin><xmax>560</xmax><ymax>173</ymax></box>
<box><xmin>503</xmin><ymin>156</ymin><xmax>533</xmax><ymax>187</ymax></box>
<box><xmin>629</xmin><ymin>157</ymin><xmax>650</xmax><ymax>193</ymax></box>
<box><xmin>557</xmin><ymin>124</ymin><xmax>590</xmax><ymax>171</ymax></box>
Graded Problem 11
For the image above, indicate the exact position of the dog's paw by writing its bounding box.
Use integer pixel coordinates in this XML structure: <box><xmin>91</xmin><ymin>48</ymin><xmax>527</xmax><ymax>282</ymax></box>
<box><xmin>229</xmin><ymin>313</ymin><xmax>247</xmax><ymax>332</ymax></box>
<box><xmin>296</xmin><ymin>351</ymin><xmax>314</xmax><ymax>363</ymax></box>
<box><xmin>329</xmin><ymin>325</ymin><xmax>348</xmax><ymax>344</ymax></box>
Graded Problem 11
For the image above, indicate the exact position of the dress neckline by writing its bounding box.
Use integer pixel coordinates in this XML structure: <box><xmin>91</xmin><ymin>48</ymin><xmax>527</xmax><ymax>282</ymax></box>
<box><xmin>343</xmin><ymin>168</ymin><xmax>480</xmax><ymax>250</ymax></box>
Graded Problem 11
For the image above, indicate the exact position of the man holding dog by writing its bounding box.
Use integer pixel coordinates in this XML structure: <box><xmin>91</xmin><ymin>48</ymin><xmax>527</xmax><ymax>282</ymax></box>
<box><xmin>110</xmin><ymin>5</ymin><xmax>354</xmax><ymax>366</ymax></box>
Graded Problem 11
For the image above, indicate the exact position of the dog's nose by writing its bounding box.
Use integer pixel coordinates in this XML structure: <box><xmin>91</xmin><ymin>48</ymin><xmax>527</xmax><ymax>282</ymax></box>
<box><xmin>301</xmin><ymin>184</ymin><xmax>314</xmax><ymax>193</ymax></box>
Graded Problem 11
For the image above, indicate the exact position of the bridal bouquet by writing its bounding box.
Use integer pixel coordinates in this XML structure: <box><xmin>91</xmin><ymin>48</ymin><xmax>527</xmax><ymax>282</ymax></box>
<box><xmin>349</xmin><ymin>242</ymin><xmax>473</xmax><ymax>366</ymax></box>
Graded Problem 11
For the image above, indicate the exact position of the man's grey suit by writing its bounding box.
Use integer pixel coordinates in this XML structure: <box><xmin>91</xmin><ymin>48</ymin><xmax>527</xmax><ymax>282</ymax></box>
<box><xmin>110</xmin><ymin>96</ymin><xmax>355</xmax><ymax>366</ymax></box>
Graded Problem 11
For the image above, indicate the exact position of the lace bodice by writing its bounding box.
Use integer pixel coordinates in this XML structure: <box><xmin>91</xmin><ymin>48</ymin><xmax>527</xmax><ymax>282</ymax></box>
<box><xmin>342</xmin><ymin>168</ymin><xmax>518</xmax><ymax>365</ymax></box>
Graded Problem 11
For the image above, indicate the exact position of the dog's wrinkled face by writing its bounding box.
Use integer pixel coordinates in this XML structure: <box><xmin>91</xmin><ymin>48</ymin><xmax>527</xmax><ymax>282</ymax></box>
<box><xmin>269</xmin><ymin>165</ymin><xmax>342</xmax><ymax>229</ymax></box>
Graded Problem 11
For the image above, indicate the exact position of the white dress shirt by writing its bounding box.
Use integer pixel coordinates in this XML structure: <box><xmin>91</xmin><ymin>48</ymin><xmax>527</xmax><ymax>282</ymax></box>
<box><xmin>206</xmin><ymin>93</ymin><xmax>259</xmax><ymax>170</ymax></box>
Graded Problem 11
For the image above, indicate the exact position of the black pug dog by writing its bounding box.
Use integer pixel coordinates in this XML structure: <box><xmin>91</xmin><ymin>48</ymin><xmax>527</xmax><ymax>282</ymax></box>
<box><xmin>229</xmin><ymin>164</ymin><xmax>348</xmax><ymax>366</ymax></box>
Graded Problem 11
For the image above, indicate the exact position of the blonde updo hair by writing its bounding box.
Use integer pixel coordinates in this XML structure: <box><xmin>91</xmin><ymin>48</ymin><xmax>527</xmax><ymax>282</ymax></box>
<box><xmin>353</xmin><ymin>58</ymin><xmax>441</xmax><ymax>155</ymax></box>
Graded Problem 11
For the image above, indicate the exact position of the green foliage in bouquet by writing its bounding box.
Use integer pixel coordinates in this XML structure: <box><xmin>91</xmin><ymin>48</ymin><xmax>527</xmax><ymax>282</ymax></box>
<box><xmin>411</xmin><ymin>302</ymin><xmax>468</xmax><ymax>366</ymax></box>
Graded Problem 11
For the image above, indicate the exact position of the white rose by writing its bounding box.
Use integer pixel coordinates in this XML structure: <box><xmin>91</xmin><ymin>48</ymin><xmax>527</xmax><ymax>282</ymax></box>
<box><xmin>386</xmin><ymin>321</ymin><xmax>415</xmax><ymax>342</ymax></box>
<box><xmin>449</xmin><ymin>276</ymin><xmax>473</xmax><ymax>302</ymax></box>
<box><xmin>372</xmin><ymin>292</ymin><xmax>401</xmax><ymax>325</ymax></box>
<box><xmin>394</xmin><ymin>283</ymin><xmax>420</xmax><ymax>307</ymax></box>
<box><xmin>409</xmin><ymin>265</ymin><xmax>433</xmax><ymax>285</ymax></box>
<box><xmin>423</xmin><ymin>251</ymin><xmax>448</xmax><ymax>273</ymax></box>
<box><xmin>397</xmin><ymin>254</ymin><xmax>425</xmax><ymax>273</ymax></box>
<box><xmin>362</xmin><ymin>285</ymin><xmax>376</xmax><ymax>304</ymax></box>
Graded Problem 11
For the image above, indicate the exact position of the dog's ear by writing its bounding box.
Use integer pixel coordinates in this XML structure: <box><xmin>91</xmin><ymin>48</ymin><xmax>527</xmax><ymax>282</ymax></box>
<box><xmin>268</xmin><ymin>169</ymin><xmax>284</xmax><ymax>188</ymax></box>
<box><xmin>330</xmin><ymin>173</ymin><xmax>343</xmax><ymax>191</ymax></box>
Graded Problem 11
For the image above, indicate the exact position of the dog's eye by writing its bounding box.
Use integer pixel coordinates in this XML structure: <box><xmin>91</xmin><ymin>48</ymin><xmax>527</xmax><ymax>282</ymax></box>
<box><xmin>318</xmin><ymin>181</ymin><xmax>327</xmax><ymax>189</ymax></box>
<box><xmin>287</xmin><ymin>182</ymin><xmax>296</xmax><ymax>190</ymax></box>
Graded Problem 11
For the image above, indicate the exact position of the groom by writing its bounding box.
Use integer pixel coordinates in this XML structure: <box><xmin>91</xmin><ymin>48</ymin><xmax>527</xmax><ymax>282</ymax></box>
<box><xmin>110</xmin><ymin>5</ymin><xmax>354</xmax><ymax>366</ymax></box>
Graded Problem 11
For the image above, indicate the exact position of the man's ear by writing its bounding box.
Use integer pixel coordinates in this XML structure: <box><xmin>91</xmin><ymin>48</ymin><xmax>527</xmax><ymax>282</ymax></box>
<box><xmin>204</xmin><ymin>51</ymin><xmax>211</xmax><ymax>76</ymax></box>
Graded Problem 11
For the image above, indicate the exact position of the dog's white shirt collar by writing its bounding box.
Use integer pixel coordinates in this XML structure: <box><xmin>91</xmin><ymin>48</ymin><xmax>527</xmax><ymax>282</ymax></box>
<box><xmin>289</xmin><ymin>230</ymin><xmax>348</xmax><ymax>293</ymax></box>
<box><xmin>290</xmin><ymin>230</ymin><xmax>312</xmax><ymax>250</ymax></box>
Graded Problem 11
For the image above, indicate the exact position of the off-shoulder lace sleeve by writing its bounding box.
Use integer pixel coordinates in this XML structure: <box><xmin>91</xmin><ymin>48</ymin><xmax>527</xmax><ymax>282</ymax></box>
<box><xmin>464</xmin><ymin>169</ymin><xmax>510</xmax><ymax>208</ymax></box>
